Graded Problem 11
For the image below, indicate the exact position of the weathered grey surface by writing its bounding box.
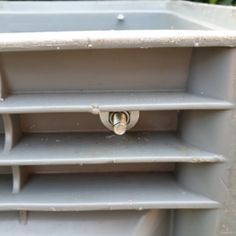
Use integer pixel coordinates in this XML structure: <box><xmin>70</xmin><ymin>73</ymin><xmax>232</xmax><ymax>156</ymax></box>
<box><xmin>0</xmin><ymin>173</ymin><xmax>219</xmax><ymax>211</ymax></box>
<box><xmin>0</xmin><ymin>92</ymin><xmax>232</xmax><ymax>113</ymax></box>
<box><xmin>0</xmin><ymin>1</ymin><xmax>235</xmax><ymax>51</ymax></box>
<box><xmin>0</xmin><ymin>210</ymin><xmax>170</xmax><ymax>236</ymax></box>
<box><xmin>219</xmin><ymin>65</ymin><xmax>236</xmax><ymax>236</ymax></box>
<box><xmin>0</xmin><ymin>1</ymin><xmax>234</xmax><ymax>236</ymax></box>
<box><xmin>0</xmin><ymin>132</ymin><xmax>224</xmax><ymax>166</ymax></box>
<box><xmin>0</xmin><ymin>30</ymin><xmax>236</xmax><ymax>51</ymax></box>
<box><xmin>220</xmin><ymin>158</ymin><xmax>236</xmax><ymax>236</ymax></box>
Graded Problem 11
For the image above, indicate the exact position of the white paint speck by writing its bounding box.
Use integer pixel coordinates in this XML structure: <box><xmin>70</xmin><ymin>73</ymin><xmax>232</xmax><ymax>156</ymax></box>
<box><xmin>117</xmin><ymin>14</ymin><xmax>125</xmax><ymax>21</ymax></box>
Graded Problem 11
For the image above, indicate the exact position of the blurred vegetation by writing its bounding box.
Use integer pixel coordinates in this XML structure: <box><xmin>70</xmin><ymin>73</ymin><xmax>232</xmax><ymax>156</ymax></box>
<box><xmin>191</xmin><ymin>0</ymin><xmax>236</xmax><ymax>5</ymax></box>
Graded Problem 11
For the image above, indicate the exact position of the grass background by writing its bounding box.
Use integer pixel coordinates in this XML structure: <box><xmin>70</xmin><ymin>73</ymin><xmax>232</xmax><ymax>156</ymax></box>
<box><xmin>190</xmin><ymin>0</ymin><xmax>236</xmax><ymax>5</ymax></box>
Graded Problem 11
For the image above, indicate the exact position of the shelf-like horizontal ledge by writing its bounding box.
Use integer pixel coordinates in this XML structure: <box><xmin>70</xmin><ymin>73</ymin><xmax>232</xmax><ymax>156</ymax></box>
<box><xmin>0</xmin><ymin>30</ymin><xmax>236</xmax><ymax>52</ymax></box>
<box><xmin>0</xmin><ymin>132</ymin><xmax>224</xmax><ymax>165</ymax></box>
<box><xmin>0</xmin><ymin>92</ymin><xmax>233</xmax><ymax>114</ymax></box>
<box><xmin>0</xmin><ymin>173</ymin><xmax>219</xmax><ymax>211</ymax></box>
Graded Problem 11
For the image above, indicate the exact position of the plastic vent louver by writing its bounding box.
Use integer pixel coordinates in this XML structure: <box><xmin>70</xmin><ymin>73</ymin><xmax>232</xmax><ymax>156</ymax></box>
<box><xmin>0</xmin><ymin>1</ymin><xmax>235</xmax><ymax>236</ymax></box>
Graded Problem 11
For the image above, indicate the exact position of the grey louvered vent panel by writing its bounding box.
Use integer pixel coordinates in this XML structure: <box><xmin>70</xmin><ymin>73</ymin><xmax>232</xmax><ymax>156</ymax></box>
<box><xmin>0</xmin><ymin>1</ymin><xmax>235</xmax><ymax>236</ymax></box>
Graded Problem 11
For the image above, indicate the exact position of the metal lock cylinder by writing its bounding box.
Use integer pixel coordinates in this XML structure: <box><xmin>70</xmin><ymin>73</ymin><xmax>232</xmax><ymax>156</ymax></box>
<box><xmin>99</xmin><ymin>110</ymin><xmax>139</xmax><ymax>135</ymax></box>
<box><xmin>109</xmin><ymin>112</ymin><xmax>129</xmax><ymax>135</ymax></box>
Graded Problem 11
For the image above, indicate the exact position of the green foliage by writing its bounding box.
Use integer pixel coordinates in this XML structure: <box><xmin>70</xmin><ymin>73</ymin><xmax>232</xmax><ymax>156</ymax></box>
<box><xmin>191</xmin><ymin>0</ymin><xmax>236</xmax><ymax>5</ymax></box>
